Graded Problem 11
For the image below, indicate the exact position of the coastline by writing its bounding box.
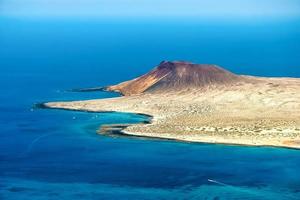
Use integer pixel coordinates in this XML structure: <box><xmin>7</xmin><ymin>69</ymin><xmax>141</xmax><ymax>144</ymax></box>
<box><xmin>42</xmin><ymin>71</ymin><xmax>300</xmax><ymax>150</ymax></box>
<box><xmin>101</xmin><ymin>119</ymin><xmax>300</xmax><ymax>150</ymax></box>
<box><xmin>42</xmin><ymin>98</ymin><xmax>300</xmax><ymax>150</ymax></box>
<box><xmin>121</xmin><ymin>129</ymin><xmax>300</xmax><ymax>150</ymax></box>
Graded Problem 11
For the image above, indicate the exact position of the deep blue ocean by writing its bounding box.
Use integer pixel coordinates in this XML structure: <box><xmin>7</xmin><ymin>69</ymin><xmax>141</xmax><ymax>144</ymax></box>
<box><xmin>1</xmin><ymin>17</ymin><xmax>300</xmax><ymax>199</ymax></box>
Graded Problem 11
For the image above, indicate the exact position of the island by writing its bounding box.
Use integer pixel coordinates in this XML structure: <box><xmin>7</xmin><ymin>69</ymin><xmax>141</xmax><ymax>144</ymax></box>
<box><xmin>43</xmin><ymin>61</ymin><xmax>300</xmax><ymax>148</ymax></box>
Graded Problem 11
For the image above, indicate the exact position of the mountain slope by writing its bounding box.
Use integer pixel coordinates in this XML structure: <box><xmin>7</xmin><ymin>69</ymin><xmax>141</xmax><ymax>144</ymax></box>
<box><xmin>106</xmin><ymin>61</ymin><xmax>242</xmax><ymax>96</ymax></box>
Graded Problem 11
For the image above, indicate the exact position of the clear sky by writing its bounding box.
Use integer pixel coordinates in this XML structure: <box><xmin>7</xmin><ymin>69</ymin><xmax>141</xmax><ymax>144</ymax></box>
<box><xmin>1</xmin><ymin>0</ymin><xmax>300</xmax><ymax>19</ymax></box>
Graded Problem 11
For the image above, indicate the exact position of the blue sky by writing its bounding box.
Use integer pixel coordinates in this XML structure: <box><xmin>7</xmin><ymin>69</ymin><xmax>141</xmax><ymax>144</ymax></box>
<box><xmin>1</xmin><ymin>0</ymin><xmax>300</xmax><ymax>18</ymax></box>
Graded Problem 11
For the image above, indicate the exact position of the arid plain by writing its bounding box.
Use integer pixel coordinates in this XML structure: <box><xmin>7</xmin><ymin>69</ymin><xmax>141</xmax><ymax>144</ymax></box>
<box><xmin>45</xmin><ymin>61</ymin><xmax>300</xmax><ymax>148</ymax></box>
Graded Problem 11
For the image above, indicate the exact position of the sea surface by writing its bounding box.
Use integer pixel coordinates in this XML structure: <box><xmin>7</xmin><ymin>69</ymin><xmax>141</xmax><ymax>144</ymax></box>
<box><xmin>0</xmin><ymin>17</ymin><xmax>300</xmax><ymax>199</ymax></box>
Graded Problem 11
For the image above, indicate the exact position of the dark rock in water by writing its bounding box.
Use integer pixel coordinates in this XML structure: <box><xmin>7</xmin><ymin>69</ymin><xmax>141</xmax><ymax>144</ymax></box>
<box><xmin>69</xmin><ymin>87</ymin><xmax>108</xmax><ymax>92</ymax></box>
<box><xmin>8</xmin><ymin>187</ymin><xmax>31</xmax><ymax>192</ymax></box>
<box><xmin>98</xmin><ymin>124</ymin><xmax>132</xmax><ymax>135</ymax></box>
<box><xmin>98</xmin><ymin>120</ymin><xmax>150</xmax><ymax>135</ymax></box>
<box><xmin>34</xmin><ymin>102</ymin><xmax>48</xmax><ymax>109</ymax></box>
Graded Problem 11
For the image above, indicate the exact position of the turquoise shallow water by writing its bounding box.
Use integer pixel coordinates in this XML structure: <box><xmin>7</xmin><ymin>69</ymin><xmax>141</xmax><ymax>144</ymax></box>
<box><xmin>1</xmin><ymin>17</ymin><xmax>300</xmax><ymax>199</ymax></box>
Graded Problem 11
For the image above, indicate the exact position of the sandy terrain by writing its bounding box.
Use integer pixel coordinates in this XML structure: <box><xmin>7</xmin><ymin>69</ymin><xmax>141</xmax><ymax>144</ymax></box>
<box><xmin>44</xmin><ymin>75</ymin><xmax>300</xmax><ymax>149</ymax></box>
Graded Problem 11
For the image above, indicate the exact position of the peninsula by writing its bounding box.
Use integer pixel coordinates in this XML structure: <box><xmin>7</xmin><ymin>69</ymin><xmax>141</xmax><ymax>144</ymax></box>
<box><xmin>44</xmin><ymin>61</ymin><xmax>300</xmax><ymax>148</ymax></box>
